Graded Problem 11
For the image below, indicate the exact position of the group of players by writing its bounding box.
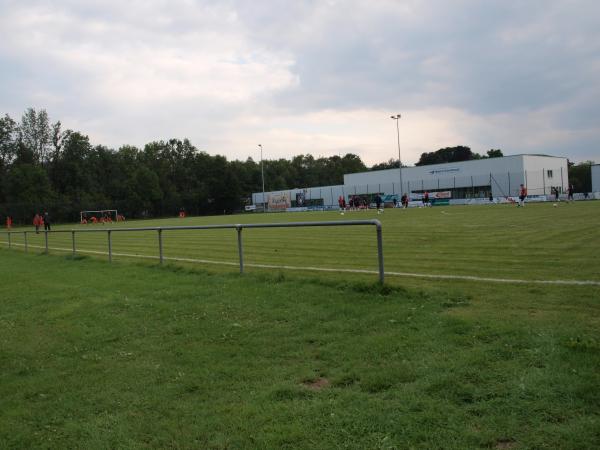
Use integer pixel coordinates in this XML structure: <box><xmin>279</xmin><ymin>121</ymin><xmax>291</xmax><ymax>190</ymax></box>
<box><xmin>32</xmin><ymin>212</ymin><xmax>51</xmax><ymax>232</ymax></box>
<box><xmin>337</xmin><ymin>191</ymin><xmax>432</xmax><ymax>211</ymax></box>
<box><xmin>80</xmin><ymin>213</ymin><xmax>125</xmax><ymax>224</ymax></box>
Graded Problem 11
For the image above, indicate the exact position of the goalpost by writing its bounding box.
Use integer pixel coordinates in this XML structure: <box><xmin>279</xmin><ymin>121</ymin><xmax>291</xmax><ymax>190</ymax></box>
<box><xmin>80</xmin><ymin>209</ymin><xmax>119</xmax><ymax>223</ymax></box>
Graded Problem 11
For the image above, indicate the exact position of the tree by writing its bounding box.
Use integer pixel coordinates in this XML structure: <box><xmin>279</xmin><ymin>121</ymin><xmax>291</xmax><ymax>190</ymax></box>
<box><xmin>19</xmin><ymin>108</ymin><xmax>52</xmax><ymax>164</ymax></box>
<box><xmin>568</xmin><ymin>160</ymin><xmax>594</xmax><ymax>192</ymax></box>
<box><xmin>371</xmin><ymin>158</ymin><xmax>403</xmax><ymax>171</ymax></box>
<box><xmin>49</xmin><ymin>131</ymin><xmax>93</xmax><ymax>202</ymax></box>
<box><xmin>5</xmin><ymin>164</ymin><xmax>52</xmax><ymax>209</ymax></box>
<box><xmin>416</xmin><ymin>146</ymin><xmax>478</xmax><ymax>166</ymax></box>
<box><xmin>0</xmin><ymin>114</ymin><xmax>18</xmax><ymax>168</ymax></box>
<box><xmin>486</xmin><ymin>149</ymin><xmax>503</xmax><ymax>158</ymax></box>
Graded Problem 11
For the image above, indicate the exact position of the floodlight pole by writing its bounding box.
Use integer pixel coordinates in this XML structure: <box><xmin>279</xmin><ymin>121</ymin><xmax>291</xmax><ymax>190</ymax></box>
<box><xmin>390</xmin><ymin>114</ymin><xmax>402</xmax><ymax>195</ymax></box>
<box><xmin>259</xmin><ymin>144</ymin><xmax>266</xmax><ymax>212</ymax></box>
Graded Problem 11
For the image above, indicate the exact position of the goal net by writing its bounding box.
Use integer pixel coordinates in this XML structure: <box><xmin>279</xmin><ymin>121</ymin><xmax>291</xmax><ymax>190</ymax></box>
<box><xmin>80</xmin><ymin>209</ymin><xmax>120</xmax><ymax>224</ymax></box>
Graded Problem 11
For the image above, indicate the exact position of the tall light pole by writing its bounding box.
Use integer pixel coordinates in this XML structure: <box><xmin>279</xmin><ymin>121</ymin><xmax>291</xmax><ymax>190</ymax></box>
<box><xmin>258</xmin><ymin>144</ymin><xmax>266</xmax><ymax>212</ymax></box>
<box><xmin>390</xmin><ymin>114</ymin><xmax>402</xmax><ymax>195</ymax></box>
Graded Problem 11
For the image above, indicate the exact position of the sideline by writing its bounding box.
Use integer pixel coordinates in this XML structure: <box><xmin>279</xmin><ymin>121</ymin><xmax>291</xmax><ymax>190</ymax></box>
<box><xmin>2</xmin><ymin>242</ymin><xmax>600</xmax><ymax>287</ymax></box>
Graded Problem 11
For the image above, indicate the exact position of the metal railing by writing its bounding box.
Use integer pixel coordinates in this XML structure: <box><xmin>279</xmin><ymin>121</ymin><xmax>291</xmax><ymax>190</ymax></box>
<box><xmin>2</xmin><ymin>220</ymin><xmax>385</xmax><ymax>283</ymax></box>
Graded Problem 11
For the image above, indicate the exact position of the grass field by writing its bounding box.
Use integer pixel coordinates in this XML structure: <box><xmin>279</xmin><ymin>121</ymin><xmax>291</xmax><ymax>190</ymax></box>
<box><xmin>3</xmin><ymin>201</ymin><xmax>600</xmax><ymax>284</ymax></box>
<box><xmin>1</xmin><ymin>202</ymin><xmax>599</xmax><ymax>448</ymax></box>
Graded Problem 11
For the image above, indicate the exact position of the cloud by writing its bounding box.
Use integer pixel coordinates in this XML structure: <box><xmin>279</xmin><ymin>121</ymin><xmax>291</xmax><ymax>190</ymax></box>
<box><xmin>0</xmin><ymin>0</ymin><xmax>598</xmax><ymax>165</ymax></box>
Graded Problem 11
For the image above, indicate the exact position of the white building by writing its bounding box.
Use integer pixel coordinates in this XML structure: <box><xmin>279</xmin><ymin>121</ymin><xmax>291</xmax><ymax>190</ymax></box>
<box><xmin>592</xmin><ymin>164</ymin><xmax>600</xmax><ymax>193</ymax></box>
<box><xmin>252</xmin><ymin>154</ymin><xmax>569</xmax><ymax>207</ymax></box>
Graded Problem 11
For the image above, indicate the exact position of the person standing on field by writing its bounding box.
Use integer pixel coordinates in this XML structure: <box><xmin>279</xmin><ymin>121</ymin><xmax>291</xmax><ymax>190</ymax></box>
<box><xmin>518</xmin><ymin>184</ymin><xmax>527</xmax><ymax>207</ymax></box>
<box><xmin>33</xmin><ymin>213</ymin><xmax>41</xmax><ymax>233</ymax></box>
<box><xmin>375</xmin><ymin>193</ymin><xmax>382</xmax><ymax>210</ymax></box>
<box><xmin>568</xmin><ymin>184</ymin><xmax>574</xmax><ymax>202</ymax></box>
<box><xmin>401</xmin><ymin>193</ymin><xmax>409</xmax><ymax>209</ymax></box>
<box><xmin>43</xmin><ymin>211</ymin><xmax>51</xmax><ymax>231</ymax></box>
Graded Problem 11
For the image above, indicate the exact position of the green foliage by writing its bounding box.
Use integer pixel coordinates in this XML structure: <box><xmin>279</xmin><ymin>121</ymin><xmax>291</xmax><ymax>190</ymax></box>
<box><xmin>370</xmin><ymin>157</ymin><xmax>403</xmax><ymax>171</ymax></box>
<box><xmin>416</xmin><ymin>146</ymin><xmax>504</xmax><ymax>166</ymax></box>
<box><xmin>0</xmin><ymin>109</ymin><xmax>372</xmax><ymax>223</ymax></box>
<box><xmin>486</xmin><ymin>148</ymin><xmax>503</xmax><ymax>158</ymax></box>
<box><xmin>568</xmin><ymin>160</ymin><xmax>594</xmax><ymax>192</ymax></box>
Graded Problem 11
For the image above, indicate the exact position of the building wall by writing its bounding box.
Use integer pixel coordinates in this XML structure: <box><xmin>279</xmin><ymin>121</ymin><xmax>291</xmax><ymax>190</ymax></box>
<box><xmin>343</xmin><ymin>155</ymin><xmax>568</xmax><ymax>197</ymax></box>
<box><xmin>253</xmin><ymin>185</ymin><xmax>346</xmax><ymax>207</ymax></box>
<box><xmin>344</xmin><ymin>156</ymin><xmax>528</xmax><ymax>197</ymax></box>
<box><xmin>592</xmin><ymin>165</ymin><xmax>600</xmax><ymax>193</ymax></box>
<box><xmin>521</xmin><ymin>155</ymin><xmax>569</xmax><ymax>195</ymax></box>
<box><xmin>252</xmin><ymin>155</ymin><xmax>570</xmax><ymax>205</ymax></box>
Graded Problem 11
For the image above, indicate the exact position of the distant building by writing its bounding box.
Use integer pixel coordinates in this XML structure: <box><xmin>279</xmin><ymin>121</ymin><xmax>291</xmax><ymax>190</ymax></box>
<box><xmin>252</xmin><ymin>154</ymin><xmax>569</xmax><ymax>207</ymax></box>
<box><xmin>592</xmin><ymin>164</ymin><xmax>600</xmax><ymax>193</ymax></box>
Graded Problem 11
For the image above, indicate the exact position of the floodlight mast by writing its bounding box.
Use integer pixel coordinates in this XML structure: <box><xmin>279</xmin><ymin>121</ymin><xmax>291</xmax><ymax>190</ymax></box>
<box><xmin>390</xmin><ymin>114</ymin><xmax>402</xmax><ymax>195</ymax></box>
<box><xmin>259</xmin><ymin>144</ymin><xmax>266</xmax><ymax>212</ymax></box>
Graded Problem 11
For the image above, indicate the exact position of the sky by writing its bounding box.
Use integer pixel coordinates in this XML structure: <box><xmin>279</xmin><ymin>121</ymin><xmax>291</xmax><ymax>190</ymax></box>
<box><xmin>1</xmin><ymin>0</ymin><xmax>599</xmax><ymax>166</ymax></box>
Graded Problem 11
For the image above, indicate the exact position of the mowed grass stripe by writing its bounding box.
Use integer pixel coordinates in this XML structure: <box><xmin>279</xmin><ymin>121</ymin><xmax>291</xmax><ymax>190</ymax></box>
<box><xmin>2</xmin><ymin>201</ymin><xmax>599</xmax><ymax>281</ymax></box>
<box><xmin>6</xmin><ymin>241</ymin><xmax>600</xmax><ymax>286</ymax></box>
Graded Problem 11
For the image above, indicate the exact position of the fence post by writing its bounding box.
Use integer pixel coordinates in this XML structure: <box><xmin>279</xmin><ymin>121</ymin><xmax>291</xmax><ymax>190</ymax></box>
<box><xmin>24</xmin><ymin>232</ymin><xmax>28</xmax><ymax>253</ymax></box>
<box><xmin>469</xmin><ymin>175</ymin><xmax>473</xmax><ymax>197</ymax></box>
<box><xmin>236</xmin><ymin>225</ymin><xmax>244</xmax><ymax>274</ymax></box>
<box><xmin>158</xmin><ymin>229</ymin><xmax>163</xmax><ymax>265</ymax></box>
<box><xmin>542</xmin><ymin>168</ymin><xmax>546</xmax><ymax>195</ymax></box>
<box><xmin>44</xmin><ymin>231</ymin><xmax>49</xmax><ymax>254</ymax></box>
<box><xmin>107</xmin><ymin>230</ymin><xmax>112</xmax><ymax>263</ymax></box>
<box><xmin>375</xmin><ymin>221</ymin><xmax>384</xmax><ymax>284</ymax></box>
<box><xmin>72</xmin><ymin>231</ymin><xmax>76</xmax><ymax>256</ymax></box>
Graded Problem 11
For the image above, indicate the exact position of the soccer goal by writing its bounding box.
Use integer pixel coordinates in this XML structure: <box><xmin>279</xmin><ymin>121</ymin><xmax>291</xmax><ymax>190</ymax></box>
<box><xmin>80</xmin><ymin>209</ymin><xmax>119</xmax><ymax>224</ymax></box>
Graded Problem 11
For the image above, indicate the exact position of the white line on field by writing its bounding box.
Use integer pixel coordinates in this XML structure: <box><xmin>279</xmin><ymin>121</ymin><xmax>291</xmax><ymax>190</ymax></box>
<box><xmin>3</xmin><ymin>242</ymin><xmax>600</xmax><ymax>286</ymax></box>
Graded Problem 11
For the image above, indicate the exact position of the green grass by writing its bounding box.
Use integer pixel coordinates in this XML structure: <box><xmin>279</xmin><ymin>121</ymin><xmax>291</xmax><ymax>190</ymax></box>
<box><xmin>3</xmin><ymin>201</ymin><xmax>600</xmax><ymax>283</ymax></box>
<box><xmin>1</xmin><ymin>202</ymin><xmax>599</xmax><ymax>448</ymax></box>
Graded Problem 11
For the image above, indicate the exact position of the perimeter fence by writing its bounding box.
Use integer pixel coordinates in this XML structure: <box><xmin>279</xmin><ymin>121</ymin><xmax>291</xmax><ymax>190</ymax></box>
<box><xmin>1</xmin><ymin>220</ymin><xmax>385</xmax><ymax>283</ymax></box>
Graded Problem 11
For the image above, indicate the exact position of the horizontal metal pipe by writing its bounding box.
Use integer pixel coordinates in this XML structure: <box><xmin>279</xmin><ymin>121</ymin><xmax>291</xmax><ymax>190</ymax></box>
<box><xmin>0</xmin><ymin>219</ymin><xmax>385</xmax><ymax>283</ymax></box>
<box><xmin>3</xmin><ymin>219</ymin><xmax>381</xmax><ymax>234</ymax></box>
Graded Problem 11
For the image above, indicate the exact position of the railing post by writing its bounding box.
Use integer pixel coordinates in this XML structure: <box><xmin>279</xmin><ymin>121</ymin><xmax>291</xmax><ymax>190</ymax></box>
<box><xmin>236</xmin><ymin>225</ymin><xmax>244</xmax><ymax>274</ymax></box>
<box><xmin>375</xmin><ymin>221</ymin><xmax>384</xmax><ymax>284</ymax></box>
<box><xmin>24</xmin><ymin>232</ymin><xmax>28</xmax><ymax>253</ymax></box>
<box><xmin>72</xmin><ymin>231</ymin><xmax>76</xmax><ymax>256</ymax></box>
<box><xmin>108</xmin><ymin>230</ymin><xmax>112</xmax><ymax>263</ymax></box>
<box><xmin>44</xmin><ymin>231</ymin><xmax>49</xmax><ymax>254</ymax></box>
<box><xmin>8</xmin><ymin>232</ymin><xmax>11</xmax><ymax>249</ymax></box>
<box><xmin>158</xmin><ymin>229</ymin><xmax>163</xmax><ymax>265</ymax></box>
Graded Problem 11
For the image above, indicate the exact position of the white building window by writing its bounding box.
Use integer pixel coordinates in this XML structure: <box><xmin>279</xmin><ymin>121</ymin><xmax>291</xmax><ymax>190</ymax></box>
<box><xmin>547</xmin><ymin>170</ymin><xmax>553</xmax><ymax>179</ymax></box>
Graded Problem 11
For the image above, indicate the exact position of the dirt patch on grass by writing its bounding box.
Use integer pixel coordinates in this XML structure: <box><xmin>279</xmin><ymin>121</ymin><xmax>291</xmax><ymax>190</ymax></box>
<box><xmin>303</xmin><ymin>378</ymin><xmax>330</xmax><ymax>391</ymax></box>
<box><xmin>494</xmin><ymin>438</ymin><xmax>517</xmax><ymax>449</ymax></box>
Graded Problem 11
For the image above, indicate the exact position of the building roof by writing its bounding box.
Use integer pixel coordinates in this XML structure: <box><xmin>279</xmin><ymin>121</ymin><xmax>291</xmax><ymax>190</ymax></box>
<box><xmin>346</xmin><ymin>154</ymin><xmax>568</xmax><ymax>177</ymax></box>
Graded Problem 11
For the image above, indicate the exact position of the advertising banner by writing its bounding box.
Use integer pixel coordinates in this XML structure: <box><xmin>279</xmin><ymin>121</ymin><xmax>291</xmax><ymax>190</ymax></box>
<box><xmin>268</xmin><ymin>193</ymin><xmax>291</xmax><ymax>210</ymax></box>
<box><xmin>432</xmin><ymin>191</ymin><xmax>452</xmax><ymax>199</ymax></box>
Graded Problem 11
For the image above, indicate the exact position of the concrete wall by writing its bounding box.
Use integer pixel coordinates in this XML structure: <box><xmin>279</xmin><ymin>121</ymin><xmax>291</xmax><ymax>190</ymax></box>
<box><xmin>253</xmin><ymin>185</ymin><xmax>346</xmax><ymax>207</ymax></box>
<box><xmin>522</xmin><ymin>155</ymin><xmax>569</xmax><ymax>195</ymax></box>
<box><xmin>592</xmin><ymin>165</ymin><xmax>600</xmax><ymax>193</ymax></box>
<box><xmin>344</xmin><ymin>155</ymin><xmax>527</xmax><ymax>196</ymax></box>
<box><xmin>252</xmin><ymin>155</ymin><xmax>571</xmax><ymax>205</ymax></box>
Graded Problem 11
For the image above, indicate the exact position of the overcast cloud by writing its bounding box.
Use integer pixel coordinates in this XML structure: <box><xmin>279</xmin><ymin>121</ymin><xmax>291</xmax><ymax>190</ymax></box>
<box><xmin>1</xmin><ymin>0</ymin><xmax>598</xmax><ymax>165</ymax></box>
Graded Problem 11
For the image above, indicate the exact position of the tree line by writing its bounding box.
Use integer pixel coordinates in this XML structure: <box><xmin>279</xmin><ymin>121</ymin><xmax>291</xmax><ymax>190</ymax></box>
<box><xmin>0</xmin><ymin>109</ymin><xmax>369</xmax><ymax>223</ymax></box>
